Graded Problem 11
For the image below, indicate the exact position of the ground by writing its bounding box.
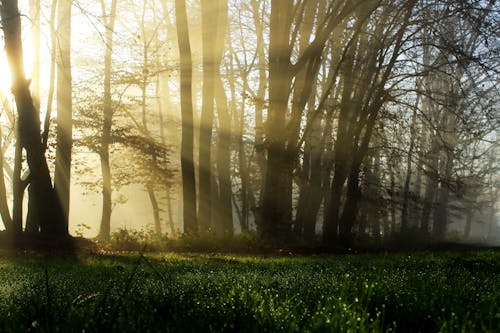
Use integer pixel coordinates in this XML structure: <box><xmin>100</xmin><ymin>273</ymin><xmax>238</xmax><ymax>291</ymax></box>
<box><xmin>0</xmin><ymin>250</ymin><xmax>499</xmax><ymax>332</ymax></box>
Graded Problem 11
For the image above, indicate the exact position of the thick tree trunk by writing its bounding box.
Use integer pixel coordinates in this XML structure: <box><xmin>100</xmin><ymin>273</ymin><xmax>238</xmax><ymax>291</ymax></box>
<box><xmin>54</xmin><ymin>0</ymin><xmax>73</xmax><ymax>234</ymax></box>
<box><xmin>198</xmin><ymin>0</ymin><xmax>219</xmax><ymax>231</ymax></box>
<box><xmin>175</xmin><ymin>0</ymin><xmax>197</xmax><ymax>234</ymax></box>
<box><xmin>29</xmin><ymin>0</ymin><xmax>40</xmax><ymax>110</ymax></box>
<box><xmin>260</xmin><ymin>0</ymin><xmax>293</xmax><ymax>239</ymax></box>
<box><xmin>1</xmin><ymin>0</ymin><xmax>64</xmax><ymax>236</ymax></box>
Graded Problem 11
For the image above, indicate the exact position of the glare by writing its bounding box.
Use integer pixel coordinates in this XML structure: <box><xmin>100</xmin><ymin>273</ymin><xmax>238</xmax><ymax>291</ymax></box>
<box><xmin>0</xmin><ymin>39</ymin><xmax>34</xmax><ymax>92</ymax></box>
<box><xmin>0</xmin><ymin>51</ymin><xmax>11</xmax><ymax>92</ymax></box>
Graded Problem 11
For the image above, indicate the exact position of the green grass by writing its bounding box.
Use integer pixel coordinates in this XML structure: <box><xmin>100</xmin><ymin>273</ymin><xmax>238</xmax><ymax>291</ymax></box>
<box><xmin>0</xmin><ymin>251</ymin><xmax>498</xmax><ymax>332</ymax></box>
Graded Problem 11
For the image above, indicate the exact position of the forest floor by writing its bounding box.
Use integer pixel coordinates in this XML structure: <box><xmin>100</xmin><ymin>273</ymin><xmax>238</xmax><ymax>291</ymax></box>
<box><xmin>0</xmin><ymin>250</ymin><xmax>499</xmax><ymax>332</ymax></box>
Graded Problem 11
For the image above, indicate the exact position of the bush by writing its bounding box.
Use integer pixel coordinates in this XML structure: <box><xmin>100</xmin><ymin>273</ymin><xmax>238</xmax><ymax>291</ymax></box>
<box><xmin>108</xmin><ymin>227</ymin><xmax>169</xmax><ymax>251</ymax></box>
<box><xmin>104</xmin><ymin>228</ymin><xmax>265</xmax><ymax>253</ymax></box>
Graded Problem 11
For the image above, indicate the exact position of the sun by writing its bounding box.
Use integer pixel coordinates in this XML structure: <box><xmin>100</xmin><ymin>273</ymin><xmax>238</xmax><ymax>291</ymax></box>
<box><xmin>0</xmin><ymin>31</ymin><xmax>35</xmax><ymax>94</ymax></box>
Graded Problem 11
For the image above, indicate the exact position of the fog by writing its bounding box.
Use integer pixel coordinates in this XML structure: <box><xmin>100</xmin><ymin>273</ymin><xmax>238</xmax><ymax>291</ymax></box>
<box><xmin>0</xmin><ymin>0</ymin><xmax>499</xmax><ymax>248</ymax></box>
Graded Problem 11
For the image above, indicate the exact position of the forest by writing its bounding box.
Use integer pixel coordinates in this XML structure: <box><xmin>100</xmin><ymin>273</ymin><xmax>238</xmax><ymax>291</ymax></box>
<box><xmin>0</xmin><ymin>0</ymin><xmax>499</xmax><ymax>331</ymax></box>
<box><xmin>0</xmin><ymin>0</ymin><xmax>499</xmax><ymax>250</ymax></box>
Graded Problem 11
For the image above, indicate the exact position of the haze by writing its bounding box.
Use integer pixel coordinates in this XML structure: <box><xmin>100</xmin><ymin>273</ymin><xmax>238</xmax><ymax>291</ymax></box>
<box><xmin>0</xmin><ymin>0</ymin><xmax>498</xmax><ymax>247</ymax></box>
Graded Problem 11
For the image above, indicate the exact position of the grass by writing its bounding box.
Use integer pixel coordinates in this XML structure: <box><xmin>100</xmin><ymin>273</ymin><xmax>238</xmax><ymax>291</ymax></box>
<box><xmin>0</xmin><ymin>251</ymin><xmax>498</xmax><ymax>332</ymax></box>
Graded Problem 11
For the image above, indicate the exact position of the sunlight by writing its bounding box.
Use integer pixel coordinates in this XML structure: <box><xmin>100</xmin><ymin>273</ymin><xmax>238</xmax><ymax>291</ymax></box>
<box><xmin>0</xmin><ymin>51</ymin><xmax>12</xmax><ymax>93</ymax></box>
<box><xmin>0</xmin><ymin>38</ymin><xmax>34</xmax><ymax>93</ymax></box>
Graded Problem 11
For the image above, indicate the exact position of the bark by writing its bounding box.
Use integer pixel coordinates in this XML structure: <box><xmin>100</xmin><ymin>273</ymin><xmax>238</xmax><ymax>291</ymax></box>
<box><xmin>97</xmin><ymin>0</ymin><xmax>117</xmax><ymax>240</ymax></box>
<box><xmin>147</xmin><ymin>186</ymin><xmax>161</xmax><ymax>234</ymax></box>
<box><xmin>11</xmin><ymin>129</ymin><xmax>23</xmax><ymax>234</ymax></box>
<box><xmin>260</xmin><ymin>0</ymin><xmax>294</xmax><ymax>239</ymax></box>
<box><xmin>323</xmin><ymin>0</ymin><xmax>416</xmax><ymax>245</ymax></box>
<box><xmin>214</xmin><ymin>75</ymin><xmax>233</xmax><ymax>234</ymax></box>
<box><xmin>0</xmin><ymin>129</ymin><xmax>12</xmax><ymax>230</ymax></box>
<box><xmin>338</xmin><ymin>166</ymin><xmax>361</xmax><ymax>245</ymax></box>
<box><xmin>401</xmin><ymin>103</ymin><xmax>419</xmax><ymax>232</ymax></box>
<box><xmin>54</xmin><ymin>0</ymin><xmax>73</xmax><ymax>234</ymax></box>
<box><xmin>42</xmin><ymin>0</ymin><xmax>58</xmax><ymax>151</ymax></box>
<box><xmin>420</xmin><ymin>143</ymin><xmax>438</xmax><ymax>235</ymax></box>
<box><xmin>1</xmin><ymin>0</ymin><xmax>64</xmax><ymax>236</ymax></box>
<box><xmin>198</xmin><ymin>0</ymin><xmax>219</xmax><ymax>231</ymax></box>
<box><xmin>250</xmin><ymin>0</ymin><xmax>267</xmax><ymax>181</ymax></box>
<box><xmin>322</xmin><ymin>39</ymin><xmax>357</xmax><ymax>243</ymax></box>
<box><xmin>175</xmin><ymin>0</ymin><xmax>197</xmax><ymax>234</ymax></box>
<box><xmin>296</xmin><ymin>112</ymin><xmax>323</xmax><ymax>239</ymax></box>
<box><xmin>235</xmin><ymin>78</ymin><xmax>251</xmax><ymax>231</ymax></box>
<box><xmin>433</xmin><ymin>150</ymin><xmax>453</xmax><ymax>239</ymax></box>
<box><xmin>212</xmin><ymin>0</ymin><xmax>232</xmax><ymax>235</ymax></box>
<box><xmin>295</xmin><ymin>30</ymin><xmax>344</xmax><ymax>239</ymax></box>
<box><xmin>463</xmin><ymin>204</ymin><xmax>473</xmax><ymax>238</ymax></box>
<box><xmin>165</xmin><ymin>188</ymin><xmax>175</xmax><ymax>235</ymax></box>
<box><xmin>370</xmin><ymin>152</ymin><xmax>381</xmax><ymax>240</ymax></box>
<box><xmin>389</xmin><ymin>162</ymin><xmax>397</xmax><ymax>235</ymax></box>
<box><xmin>29</xmin><ymin>0</ymin><xmax>40</xmax><ymax>110</ymax></box>
<box><xmin>139</xmin><ymin>9</ymin><xmax>162</xmax><ymax>236</ymax></box>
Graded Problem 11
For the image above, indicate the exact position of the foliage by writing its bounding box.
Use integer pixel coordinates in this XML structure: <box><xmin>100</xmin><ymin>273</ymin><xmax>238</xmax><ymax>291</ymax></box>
<box><xmin>0</xmin><ymin>251</ymin><xmax>498</xmax><ymax>332</ymax></box>
<box><xmin>104</xmin><ymin>228</ymin><xmax>264</xmax><ymax>253</ymax></box>
<box><xmin>106</xmin><ymin>227</ymin><xmax>170</xmax><ymax>252</ymax></box>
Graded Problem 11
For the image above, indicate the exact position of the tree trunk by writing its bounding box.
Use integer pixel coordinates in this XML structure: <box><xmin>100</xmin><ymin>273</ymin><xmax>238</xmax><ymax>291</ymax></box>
<box><xmin>97</xmin><ymin>0</ymin><xmax>117</xmax><ymax>240</ymax></box>
<box><xmin>420</xmin><ymin>136</ymin><xmax>439</xmax><ymax>235</ymax></box>
<box><xmin>29</xmin><ymin>0</ymin><xmax>40</xmax><ymax>110</ymax></box>
<box><xmin>213</xmin><ymin>1</ymin><xmax>232</xmax><ymax>235</ymax></box>
<box><xmin>401</xmin><ymin>103</ymin><xmax>418</xmax><ymax>233</ymax></box>
<box><xmin>1</xmin><ymin>0</ymin><xmax>64</xmax><ymax>236</ymax></box>
<box><xmin>260</xmin><ymin>0</ymin><xmax>293</xmax><ymax>240</ymax></box>
<box><xmin>147</xmin><ymin>186</ymin><xmax>161</xmax><ymax>235</ymax></box>
<box><xmin>0</xmin><ymin>129</ymin><xmax>12</xmax><ymax>230</ymax></box>
<box><xmin>54</xmin><ymin>0</ymin><xmax>73</xmax><ymax>234</ymax></box>
<box><xmin>11</xmin><ymin>129</ymin><xmax>23</xmax><ymax>234</ymax></box>
<box><xmin>433</xmin><ymin>151</ymin><xmax>453</xmax><ymax>239</ymax></box>
<box><xmin>197</xmin><ymin>0</ymin><xmax>219</xmax><ymax>231</ymax></box>
<box><xmin>214</xmin><ymin>74</ymin><xmax>233</xmax><ymax>234</ymax></box>
<box><xmin>338</xmin><ymin>166</ymin><xmax>361</xmax><ymax>245</ymax></box>
<box><xmin>175</xmin><ymin>0</ymin><xmax>197</xmax><ymax>234</ymax></box>
<box><xmin>250</xmin><ymin>0</ymin><xmax>267</xmax><ymax>186</ymax></box>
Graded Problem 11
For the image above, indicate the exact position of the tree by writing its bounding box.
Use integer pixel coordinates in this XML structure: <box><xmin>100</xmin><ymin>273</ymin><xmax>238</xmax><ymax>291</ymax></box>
<box><xmin>1</xmin><ymin>0</ymin><xmax>66</xmax><ymax>238</ymax></box>
<box><xmin>323</xmin><ymin>1</ymin><xmax>418</xmax><ymax>246</ymax></box>
<box><xmin>213</xmin><ymin>0</ymin><xmax>233</xmax><ymax>235</ymax></box>
<box><xmin>197</xmin><ymin>0</ymin><xmax>218</xmax><ymax>231</ymax></box>
<box><xmin>175</xmin><ymin>0</ymin><xmax>197</xmax><ymax>234</ymax></box>
<box><xmin>54</xmin><ymin>0</ymin><xmax>73</xmax><ymax>234</ymax></box>
<box><xmin>97</xmin><ymin>0</ymin><xmax>118</xmax><ymax>240</ymax></box>
<box><xmin>260</xmin><ymin>0</ymin><xmax>356</xmax><ymax>240</ymax></box>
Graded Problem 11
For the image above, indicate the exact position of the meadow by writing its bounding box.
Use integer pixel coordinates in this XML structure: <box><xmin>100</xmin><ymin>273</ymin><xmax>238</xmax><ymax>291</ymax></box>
<box><xmin>0</xmin><ymin>250</ymin><xmax>498</xmax><ymax>332</ymax></box>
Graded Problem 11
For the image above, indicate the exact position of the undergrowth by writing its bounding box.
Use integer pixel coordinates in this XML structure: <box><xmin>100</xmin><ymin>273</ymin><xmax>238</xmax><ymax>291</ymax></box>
<box><xmin>102</xmin><ymin>228</ymin><xmax>266</xmax><ymax>253</ymax></box>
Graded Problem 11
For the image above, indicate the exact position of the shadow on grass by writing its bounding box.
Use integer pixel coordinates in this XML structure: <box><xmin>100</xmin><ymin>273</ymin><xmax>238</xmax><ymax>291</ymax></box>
<box><xmin>0</xmin><ymin>230</ymin><xmax>96</xmax><ymax>254</ymax></box>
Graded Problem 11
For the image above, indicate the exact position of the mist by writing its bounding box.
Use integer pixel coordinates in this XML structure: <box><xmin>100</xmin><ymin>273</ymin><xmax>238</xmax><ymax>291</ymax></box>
<box><xmin>0</xmin><ymin>0</ymin><xmax>499</xmax><ymax>249</ymax></box>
